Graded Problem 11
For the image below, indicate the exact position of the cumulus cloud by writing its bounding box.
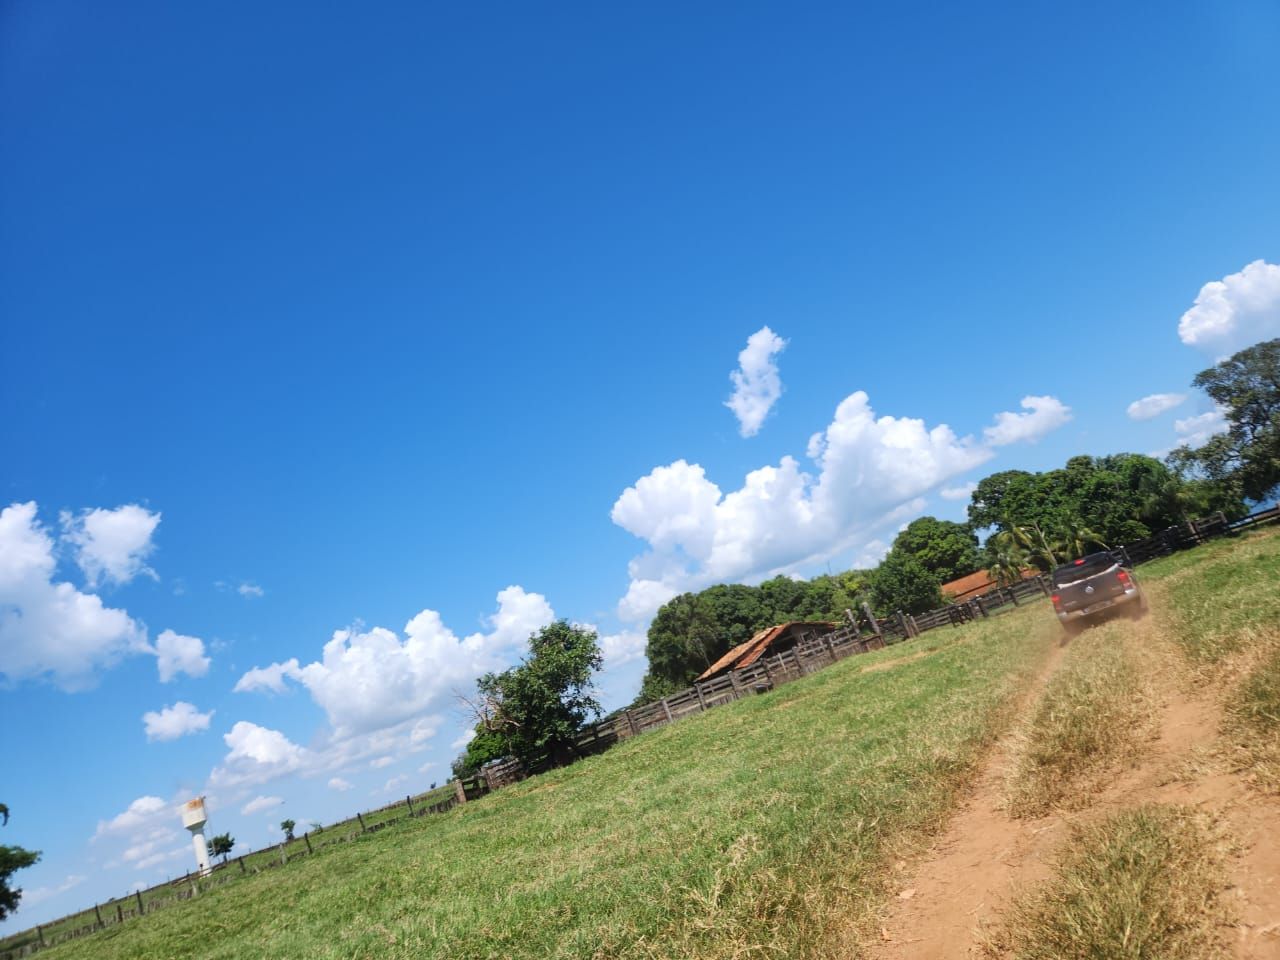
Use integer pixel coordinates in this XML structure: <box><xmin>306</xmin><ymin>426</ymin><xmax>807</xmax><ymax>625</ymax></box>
<box><xmin>240</xmin><ymin>795</ymin><xmax>282</xmax><ymax>816</ymax></box>
<box><xmin>154</xmin><ymin>629</ymin><xmax>210</xmax><ymax>682</ymax></box>
<box><xmin>1127</xmin><ymin>393</ymin><xmax>1187</xmax><ymax>421</ymax></box>
<box><xmin>1178</xmin><ymin>259</ymin><xmax>1280</xmax><ymax>357</ymax></box>
<box><xmin>60</xmin><ymin>504</ymin><xmax>161</xmax><ymax>587</ymax></box>
<box><xmin>210</xmin><ymin>721</ymin><xmax>307</xmax><ymax>788</ymax></box>
<box><xmin>939</xmin><ymin>482</ymin><xmax>977</xmax><ymax>502</ymax></box>
<box><xmin>93</xmin><ymin>796</ymin><xmax>172</xmax><ymax>840</ymax></box>
<box><xmin>599</xmin><ymin>629</ymin><xmax>647</xmax><ymax>669</ymax></box>
<box><xmin>235</xmin><ymin>587</ymin><xmax>554</xmax><ymax>737</ymax></box>
<box><xmin>451</xmin><ymin>728</ymin><xmax>476</xmax><ymax>751</ymax></box>
<box><xmin>328</xmin><ymin>777</ymin><xmax>352</xmax><ymax>792</ymax></box>
<box><xmin>983</xmin><ymin>396</ymin><xmax>1073</xmax><ymax>446</ymax></box>
<box><xmin>613</xmin><ymin>391</ymin><xmax>1070</xmax><ymax>620</ymax></box>
<box><xmin>725</xmin><ymin>326</ymin><xmax>787</xmax><ymax>437</ymax></box>
<box><xmin>1174</xmin><ymin>407</ymin><xmax>1231</xmax><ymax>448</ymax></box>
<box><xmin>233</xmin><ymin>658</ymin><xmax>301</xmax><ymax>694</ymax></box>
<box><xmin>0</xmin><ymin>502</ymin><xmax>149</xmax><ymax>690</ymax></box>
<box><xmin>237</xmin><ymin>582</ymin><xmax>265</xmax><ymax>598</ymax></box>
<box><xmin>370</xmin><ymin>756</ymin><xmax>394</xmax><ymax>769</ymax></box>
<box><xmin>143</xmin><ymin>701</ymin><xmax>213</xmax><ymax>742</ymax></box>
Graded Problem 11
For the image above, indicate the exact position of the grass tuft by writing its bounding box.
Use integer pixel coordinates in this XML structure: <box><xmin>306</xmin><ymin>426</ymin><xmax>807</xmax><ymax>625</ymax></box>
<box><xmin>985</xmin><ymin>805</ymin><xmax>1231</xmax><ymax>960</ymax></box>
<box><xmin>1005</xmin><ymin>624</ymin><xmax>1156</xmax><ymax>818</ymax></box>
<box><xmin>1224</xmin><ymin>634</ymin><xmax>1280</xmax><ymax>791</ymax></box>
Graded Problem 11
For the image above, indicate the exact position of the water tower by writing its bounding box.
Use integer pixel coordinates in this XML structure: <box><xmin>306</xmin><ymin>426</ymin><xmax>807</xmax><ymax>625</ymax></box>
<box><xmin>181</xmin><ymin>797</ymin><xmax>212</xmax><ymax>876</ymax></box>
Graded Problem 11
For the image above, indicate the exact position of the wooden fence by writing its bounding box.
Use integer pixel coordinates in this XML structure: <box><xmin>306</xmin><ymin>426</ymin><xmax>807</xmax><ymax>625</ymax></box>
<box><xmin>4</xmin><ymin>505</ymin><xmax>1276</xmax><ymax>959</ymax></box>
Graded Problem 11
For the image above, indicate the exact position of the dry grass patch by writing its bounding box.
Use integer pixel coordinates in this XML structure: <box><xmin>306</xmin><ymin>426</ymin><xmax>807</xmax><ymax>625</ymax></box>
<box><xmin>1222</xmin><ymin>630</ymin><xmax>1280</xmax><ymax>792</ymax></box>
<box><xmin>984</xmin><ymin>805</ymin><xmax>1231</xmax><ymax>960</ymax></box>
<box><xmin>1005</xmin><ymin>623</ymin><xmax>1158</xmax><ymax>818</ymax></box>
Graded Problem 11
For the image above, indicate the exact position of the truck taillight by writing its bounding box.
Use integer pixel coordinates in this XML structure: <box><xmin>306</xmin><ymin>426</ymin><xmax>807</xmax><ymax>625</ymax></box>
<box><xmin>1117</xmin><ymin>570</ymin><xmax>1130</xmax><ymax>585</ymax></box>
<box><xmin>1051</xmin><ymin>594</ymin><xmax>1062</xmax><ymax>608</ymax></box>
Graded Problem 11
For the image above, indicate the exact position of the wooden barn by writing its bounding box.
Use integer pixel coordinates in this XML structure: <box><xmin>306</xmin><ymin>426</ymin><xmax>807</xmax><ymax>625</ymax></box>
<box><xmin>695</xmin><ymin>621</ymin><xmax>837</xmax><ymax>682</ymax></box>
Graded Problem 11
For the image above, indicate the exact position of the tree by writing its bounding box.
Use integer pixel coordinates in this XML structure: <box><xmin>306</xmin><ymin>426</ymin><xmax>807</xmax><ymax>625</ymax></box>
<box><xmin>209</xmin><ymin>833</ymin><xmax>235</xmax><ymax>864</ymax></box>
<box><xmin>867</xmin><ymin>552</ymin><xmax>943</xmax><ymax>615</ymax></box>
<box><xmin>0</xmin><ymin>804</ymin><xmax>40</xmax><ymax>921</ymax></box>
<box><xmin>1176</xmin><ymin>338</ymin><xmax>1280</xmax><ymax>502</ymax></box>
<box><xmin>280</xmin><ymin>819</ymin><xmax>296</xmax><ymax>842</ymax></box>
<box><xmin>466</xmin><ymin>620</ymin><xmax>603</xmax><ymax>768</ymax></box>
<box><xmin>889</xmin><ymin>517</ymin><xmax>981</xmax><ymax>584</ymax></box>
<box><xmin>987</xmin><ymin>542</ymin><xmax>1029</xmax><ymax>587</ymax></box>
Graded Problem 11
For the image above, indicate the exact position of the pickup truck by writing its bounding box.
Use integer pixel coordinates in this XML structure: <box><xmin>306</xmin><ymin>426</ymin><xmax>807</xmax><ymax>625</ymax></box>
<box><xmin>1050</xmin><ymin>551</ymin><xmax>1147</xmax><ymax>636</ymax></box>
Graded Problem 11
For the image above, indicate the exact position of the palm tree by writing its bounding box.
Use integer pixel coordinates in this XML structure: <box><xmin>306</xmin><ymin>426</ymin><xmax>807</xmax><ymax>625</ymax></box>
<box><xmin>987</xmin><ymin>540</ymin><xmax>1030</xmax><ymax>587</ymax></box>
<box><xmin>1055</xmin><ymin>523</ymin><xmax>1108</xmax><ymax>562</ymax></box>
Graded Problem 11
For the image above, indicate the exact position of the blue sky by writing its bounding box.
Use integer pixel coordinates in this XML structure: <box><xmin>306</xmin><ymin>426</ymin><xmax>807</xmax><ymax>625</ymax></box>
<box><xmin>3</xmin><ymin>0</ymin><xmax>1280</xmax><ymax>930</ymax></box>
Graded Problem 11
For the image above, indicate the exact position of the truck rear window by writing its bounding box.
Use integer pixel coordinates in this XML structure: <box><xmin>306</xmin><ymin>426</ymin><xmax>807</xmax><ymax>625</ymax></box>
<box><xmin>1052</xmin><ymin>554</ymin><xmax>1117</xmax><ymax>587</ymax></box>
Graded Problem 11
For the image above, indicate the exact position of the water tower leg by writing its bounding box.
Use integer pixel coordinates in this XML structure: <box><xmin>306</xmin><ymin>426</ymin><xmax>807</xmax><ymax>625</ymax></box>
<box><xmin>191</xmin><ymin>828</ymin><xmax>211</xmax><ymax>876</ymax></box>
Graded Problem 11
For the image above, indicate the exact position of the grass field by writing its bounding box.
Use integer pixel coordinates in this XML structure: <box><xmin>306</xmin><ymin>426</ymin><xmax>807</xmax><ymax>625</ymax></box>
<box><xmin>30</xmin><ymin>605</ymin><xmax>1055</xmax><ymax>960</ymax></box>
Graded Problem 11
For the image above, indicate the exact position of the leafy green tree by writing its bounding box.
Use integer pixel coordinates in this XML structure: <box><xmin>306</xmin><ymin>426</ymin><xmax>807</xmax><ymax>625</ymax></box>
<box><xmin>889</xmin><ymin>517</ymin><xmax>981</xmax><ymax>584</ymax></box>
<box><xmin>280</xmin><ymin>819</ymin><xmax>296</xmax><ymax>842</ymax></box>
<box><xmin>1175</xmin><ymin>338</ymin><xmax>1280</xmax><ymax>502</ymax></box>
<box><xmin>0</xmin><ymin>804</ymin><xmax>40</xmax><ymax>921</ymax></box>
<box><xmin>867</xmin><ymin>552</ymin><xmax>943</xmax><ymax>615</ymax></box>
<box><xmin>468</xmin><ymin>620</ymin><xmax>603</xmax><ymax>768</ymax></box>
<box><xmin>455</xmin><ymin>725</ymin><xmax>510</xmax><ymax>777</ymax></box>
<box><xmin>209</xmin><ymin>832</ymin><xmax>235</xmax><ymax>864</ymax></box>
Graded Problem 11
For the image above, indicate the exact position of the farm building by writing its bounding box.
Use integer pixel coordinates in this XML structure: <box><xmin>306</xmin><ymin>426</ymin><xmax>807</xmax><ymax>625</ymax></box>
<box><xmin>696</xmin><ymin>621</ymin><xmax>838</xmax><ymax>682</ymax></box>
<box><xmin>940</xmin><ymin>567</ymin><xmax>1039</xmax><ymax>602</ymax></box>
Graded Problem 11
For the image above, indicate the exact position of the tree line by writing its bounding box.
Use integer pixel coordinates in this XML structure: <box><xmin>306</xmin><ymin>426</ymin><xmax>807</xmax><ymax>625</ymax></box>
<box><xmin>451</xmin><ymin>338</ymin><xmax>1278</xmax><ymax>781</ymax></box>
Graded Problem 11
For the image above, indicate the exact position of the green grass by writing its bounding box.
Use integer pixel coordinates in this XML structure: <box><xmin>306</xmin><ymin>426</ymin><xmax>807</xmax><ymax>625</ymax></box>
<box><xmin>1005</xmin><ymin>620</ymin><xmax>1156</xmax><ymax>818</ymax></box>
<box><xmin>32</xmin><ymin>606</ymin><xmax>1054</xmax><ymax>960</ymax></box>
<box><xmin>986</xmin><ymin>805</ymin><xmax>1229</xmax><ymax>960</ymax></box>
<box><xmin>1141</xmin><ymin>527</ymin><xmax>1280</xmax><ymax>663</ymax></box>
<box><xmin>0</xmin><ymin>785</ymin><xmax>460</xmax><ymax>957</ymax></box>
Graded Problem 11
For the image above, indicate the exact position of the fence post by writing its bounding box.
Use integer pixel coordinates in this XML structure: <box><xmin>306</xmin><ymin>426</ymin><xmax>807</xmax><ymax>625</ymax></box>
<box><xmin>358</xmin><ymin>809</ymin><xmax>370</xmax><ymax>829</ymax></box>
<box><xmin>660</xmin><ymin>698</ymin><xmax>673</xmax><ymax>723</ymax></box>
<box><xmin>822</xmin><ymin>632</ymin><xmax>838</xmax><ymax>663</ymax></box>
<box><xmin>861</xmin><ymin>602</ymin><xmax>883</xmax><ymax>644</ymax></box>
<box><xmin>136</xmin><ymin>887</ymin><xmax>145</xmax><ymax>913</ymax></box>
<box><xmin>1008</xmin><ymin>586</ymin><xmax>1020</xmax><ymax>606</ymax></box>
<box><xmin>116</xmin><ymin>902</ymin><xmax>124</xmax><ymax>924</ymax></box>
<box><xmin>624</xmin><ymin>709</ymin><xmax>639</xmax><ymax>736</ymax></box>
<box><xmin>405</xmin><ymin>794</ymin><xmax>415</xmax><ymax>816</ymax></box>
<box><xmin>239</xmin><ymin>856</ymin><xmax>246</xmax><ymax>874</ymax></box>
<box><xmin>894</xmin><ymin>611</ymin><xmax>909</xmax><ymax>638</ymax></box>
<box><xmin>279</xmin><ymin>843</ymin><xmax>287</xmax><ymax>866</ymax></box>
<box><xmin>93</xmin><ymin>903</ymin><xmax>104</xmax><ymax>930</ymax></box>
<box><xmin>37</xmin><ymin>924</ymin><xmax>45</xmax><ymax>947</ymax></box>
<box><xmin>728</xmin><ymin>671</ymin><xmax>742</xmax><ymax>700</ymax></box>
<box><xmin>761</xmin><ymin>657</ymin><xmax>775</xmax><ymax>688</ymax></box>
<box><xmin>303</xmin><ymin>831</ymin><xmax>314</xmax><ymax>854</ymax></box>
<box><xmin>693</xmin><ymin>682</ymin><xmax>708</xmax><ymax>711</ymax></box>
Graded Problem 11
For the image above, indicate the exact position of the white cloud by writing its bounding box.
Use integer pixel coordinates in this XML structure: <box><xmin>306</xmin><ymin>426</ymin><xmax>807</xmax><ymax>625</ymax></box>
<box><xmin>0</xmin><ymin>502</ymin><xmax>149</xmax><ymax>690</ymax></box>
<box><xmin>20</xmin><ymin>874</ymin><xmax>87</xmax><ymax>907</ymax></box>
<box><xmin>60</xmin><ymin>504</ymin><xmax>161</xmax><ymax>587</ymax></box>
<box><xmin>94</xmin><ymin>796</ymin><xmax>171</xmax><ymax>840</ymax></box>
<box><xmin>327</xmin><ymin>777</ymin><xmax>352</xmax><ymax>792</ymax></box>
<box><xmin>982</xmin><ymin>396</ymin><xmax>1073</xmax><ymax>446</ymax></box>
<box><xmin>370</xmin><ymin>756</ymin><xmax>394</xmax><ymax>769</ymax></box>
<box><xmin>451</xmin><ymin>729</ymin><xmax>476</xmax><ymax>751</ymax></box>
<box><xmin>235</xmin><ymin>587</ymin><xmax>554</xmax><ymax>738</ymax></box>
<box><xmin>1178</xmin><ymin>259</ymin><xmax>1280</xmax><ymax>357</ymax></box>
<box><xmin>1127</xmin><ymin>393</ymin><xmax>1187</xmax><ymax>421</ymax></box>
<box><xmin>725</xmin><ymin>326</ymin><xmax>787</xmax><ymax>437</ymax></box>
<box><xmin>233</xmin><ymin>658</ymin><xmax>301</xmax><ymax>694</ymax></box>
<box><xmin>613</xmin><ymin>391</ymin><xmax>1070</xmax><ymax>620</ymax></box>
<box><xmin>210</xmin><ymin>721</ymin><xmax>307</xmax><ymax>788</ymax></box>
<box><xmin>418</xmin><ymin>761</ymin><xmax>436</xmax><ymax>775</ymax></box>
<box><xmin>939</xmin><ymin>482</ymin><xmax>977</xmax><ymax>502</ymax></box>
<box><xmin>599</xmin><ymin>629</ymin><xmax>646</xmax><ymax>669</ymax></box>
<box><xmin>237</xmin><ymin>582</ymin><xmax>265</xmax><ymax>598</ymax></box>
<box><xmin>1174</xmin><ymin>407</ymin><xmax>1231</xmax><ymax>448</ymax></box>
<box><xmin>154</xmin><ymin>629</ymin><xmax>210</xmax><ymax>682</ymax></box>
<box><xmin>379</xmin><ymin>774</ymin><xmax>409</xmax><ymax>794</ymax></box>
<box><xmin>143</xmin><ymin>701</ymin><xmax>213</xmax><ymax>742</ymax></box>
<box><xmin>240</xmin><ymin>795</ymin><xmax>283</xmax><ymax>816</ymax></box>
